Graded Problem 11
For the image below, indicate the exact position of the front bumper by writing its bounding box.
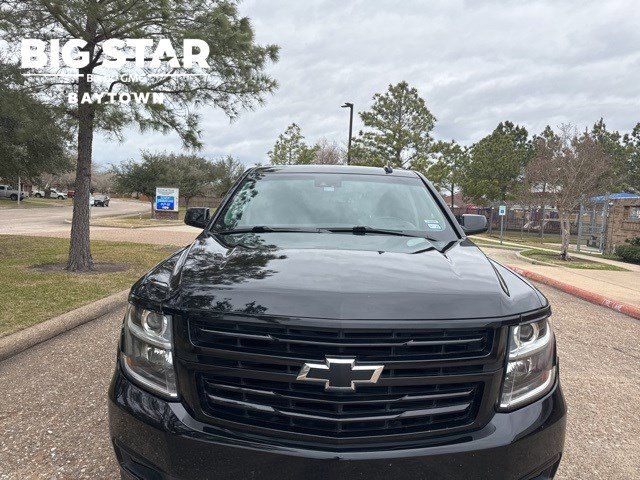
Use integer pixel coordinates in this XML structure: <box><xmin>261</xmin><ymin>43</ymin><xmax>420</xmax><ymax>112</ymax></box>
<box><xmin>108</xmin><ymin>365</ymin><xmax>566</xmax><ymax>480</ymax></box>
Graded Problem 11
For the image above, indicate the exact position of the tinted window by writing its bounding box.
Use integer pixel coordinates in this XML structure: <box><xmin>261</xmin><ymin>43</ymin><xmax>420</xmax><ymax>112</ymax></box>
<box><xmin>213</xmin><ymin>172</ymin><xmax>455</xmax><ymax>241</ymax></box>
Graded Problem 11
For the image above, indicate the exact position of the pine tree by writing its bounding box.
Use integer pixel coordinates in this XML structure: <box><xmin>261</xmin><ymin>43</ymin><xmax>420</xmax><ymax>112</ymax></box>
<box><xmin>1</xmin><ymin>0</ymin><xmax>279</xmax><ymax>270</ymax></box>
<box><xmin>351</xmin><ymin>81</ymin><xmax>436</xmax><ymax>168</ymax></box>
<box><xmin>268</xmin><ymin>123</ymin><xmax>317</xmax><ymax>165</ymax></box>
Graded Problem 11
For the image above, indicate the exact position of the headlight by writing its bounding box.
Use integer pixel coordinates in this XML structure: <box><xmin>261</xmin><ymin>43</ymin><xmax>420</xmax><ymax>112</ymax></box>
<box><xmin>499</xmin><ymin>317</ymin><xmax>556</xmax><ymax>410</ymax></box>
<box><xmin>120</xmin><ymin>303</ymin><xmax>177</xmax><ymax>399</ymax></box>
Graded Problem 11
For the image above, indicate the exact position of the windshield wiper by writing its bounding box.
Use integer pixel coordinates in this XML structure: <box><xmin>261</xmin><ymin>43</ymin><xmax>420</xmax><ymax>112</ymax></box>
<box><xmin>213</xmin><ymin>225</ymin><xmax>438</xmax><ymax>242</ymax></box>
<box><xmin>213</xmin><ymin>226</ymin><xmax>330</xmax><ymax>235</ymax></box>
<box><xmin>325</xmin><ymin>226</ymin><xmax>438</xmax><ymax>242</ymax></box>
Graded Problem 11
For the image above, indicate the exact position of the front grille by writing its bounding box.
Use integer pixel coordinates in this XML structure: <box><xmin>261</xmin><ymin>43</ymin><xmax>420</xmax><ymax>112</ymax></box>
<box><xmin>178</xmin><ymin>315</ymin><xmax>503</xmax><ymax>446</ymax></box>
<box><xmin>190</xmin><ymin>320</ymin><xmax>492</xmax><ymax>361</ymax></box>
<box><xmin>198</xmin><ymin>374</ymin><xmax>483</xmax><ymax>438</ymax></box>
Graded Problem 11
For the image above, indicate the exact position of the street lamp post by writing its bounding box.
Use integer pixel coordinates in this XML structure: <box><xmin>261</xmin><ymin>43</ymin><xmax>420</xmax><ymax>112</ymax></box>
<box><xmin>341</xmin><ymin>102</ymin><xmax>354</xmax><ymax>165</ymax></box>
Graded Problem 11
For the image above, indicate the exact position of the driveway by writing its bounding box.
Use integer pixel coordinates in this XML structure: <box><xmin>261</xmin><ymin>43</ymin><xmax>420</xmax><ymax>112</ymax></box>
<box><xmin>0</xmin><ymin>285</ymin><xmax>638</xmax><ymax>479</ymax></box>
<box><xmin>0</xmin><ymin>199</ymin><xmax>148</xmax><ymax>236</ymax></box>
<box><xmin>0</xmin><ymin>198</ymin><xmax>199</xmax><ymax>247</ymax></box>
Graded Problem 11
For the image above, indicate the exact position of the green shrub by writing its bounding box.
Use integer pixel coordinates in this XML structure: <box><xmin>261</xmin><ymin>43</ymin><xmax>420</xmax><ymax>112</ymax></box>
<box><xmin>627</xmin><ymin>236</ymin><xmax>640</xmax><ymax>247</ymax></box>
<box><xmin>615</xmin><ymin>244</ymin><xmax>640</xmax><ymax>264</ymax></box>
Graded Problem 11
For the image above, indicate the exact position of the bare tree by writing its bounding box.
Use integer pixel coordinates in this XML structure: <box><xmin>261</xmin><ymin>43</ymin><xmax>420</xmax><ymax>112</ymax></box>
<box><xmin>91</xmin><ymin>168</ymin><xmax>115</xmax><ymax>194</ymax></box>
<box><xmin>313</xmin><ymin>139</ymin><xmax>345</xmax><ymax>165</ymax></box>
<box><xmin>38</xmin><ymin>168</ymin><xmax>75</xmax><ymax>195</ymax></box>
<box><xmin>525</xmin><ymin>124</ymin><xmax>613</xmax><ymax>259</ymax></box>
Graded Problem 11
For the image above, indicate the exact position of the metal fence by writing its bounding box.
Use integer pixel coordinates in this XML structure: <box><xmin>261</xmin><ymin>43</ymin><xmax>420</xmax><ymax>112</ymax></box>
<box><xmin>452</xmin><ymin>202</ymin><xmax>610</xmax><ymax>252</ymax></box>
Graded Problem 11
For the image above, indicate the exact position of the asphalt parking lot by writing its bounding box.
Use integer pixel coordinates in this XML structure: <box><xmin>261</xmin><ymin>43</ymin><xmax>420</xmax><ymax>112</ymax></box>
<box><xmin>0</xmin><ymin>199</ymin><xmax>148</xmax><ymax>236</ymax></box>
<box><xmin>0</xmin><ymin>285</ymin><xmax>638</xmax><ymax>479</ymax></box>
<box><xmin>0</xmin><ymin>199</ymin><xmax>199</xmax><ymax>247</ymax></box>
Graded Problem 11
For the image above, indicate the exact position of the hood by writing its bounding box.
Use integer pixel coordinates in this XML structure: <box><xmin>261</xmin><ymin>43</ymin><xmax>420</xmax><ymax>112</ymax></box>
<box><xmin>132</xmin><ymin>232</ymin><xmax>544</xmax><ymax>320</ymax></box>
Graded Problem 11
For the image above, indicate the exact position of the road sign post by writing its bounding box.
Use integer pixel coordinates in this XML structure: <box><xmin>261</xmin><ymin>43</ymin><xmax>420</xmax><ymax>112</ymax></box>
<box><xmin>498</xmin><ymin>205</ymin><xmax>506</xmax><ymax>244</ymax></box>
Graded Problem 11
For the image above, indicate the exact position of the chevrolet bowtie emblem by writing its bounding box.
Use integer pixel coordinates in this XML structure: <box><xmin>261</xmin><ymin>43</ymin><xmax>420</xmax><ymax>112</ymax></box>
<box><xmin>296</xmin><ymin>357</ymin><xmax>384</xmax><ymax>391</ymax></box>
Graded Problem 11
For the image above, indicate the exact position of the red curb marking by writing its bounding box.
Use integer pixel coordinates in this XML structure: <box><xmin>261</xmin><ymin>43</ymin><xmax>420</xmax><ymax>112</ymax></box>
<box><xmin>507</xmin><ymin>264</ymin><xmax>640</xmax><ymax>321</ymax></box>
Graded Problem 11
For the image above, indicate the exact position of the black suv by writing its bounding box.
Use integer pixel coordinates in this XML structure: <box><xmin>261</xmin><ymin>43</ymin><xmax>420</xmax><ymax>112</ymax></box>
<box><xmin>109</xmin><ymin>165</ymin><xmax>566</xmax><ymax>480</ymax></box>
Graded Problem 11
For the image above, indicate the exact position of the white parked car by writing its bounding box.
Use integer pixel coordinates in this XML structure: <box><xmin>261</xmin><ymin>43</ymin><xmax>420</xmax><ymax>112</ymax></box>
<box><xmin>0</xmin><ymin>184</ymin><xmax>26</xmax><ymax>201</ymax></box>
<box><xmin>32</xmin><ymin>188</ymin><xmax>67</xmax><ymax>199</ymax></box>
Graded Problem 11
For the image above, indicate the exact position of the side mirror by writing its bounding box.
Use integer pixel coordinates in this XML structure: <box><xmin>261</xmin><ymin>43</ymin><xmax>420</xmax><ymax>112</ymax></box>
<box><xmin>460</xmin><ymin>214</ymin><xmax>488</xmax><ymax>235</ymax></box>
<box><xmin>184</xmin><ymin>207</ymin><xmax>210</xmax><ymax>229</ymax></box>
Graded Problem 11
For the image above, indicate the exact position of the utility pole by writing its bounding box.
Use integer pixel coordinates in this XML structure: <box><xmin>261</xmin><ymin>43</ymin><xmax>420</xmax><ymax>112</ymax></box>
<box><xmin>450</xmin><ymin>176</ymin><xmax>455</xmax><ymax>209</ymax></box>
<box><xmin>17</xmin><ymin>176</ymin><xmax>21</xmax><ymax>206</ymax></box>
<box><xmin>341</xmin><ymin>102</ymin><xmax>354</xmax><ymax>165</ymax></box>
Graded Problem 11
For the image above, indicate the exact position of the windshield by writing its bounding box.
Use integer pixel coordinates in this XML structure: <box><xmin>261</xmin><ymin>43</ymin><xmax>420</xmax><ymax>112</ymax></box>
<box><xmin>212</xmin><ymin>171</ymin><xmax>456</xmax><ymax>241</ymax></box>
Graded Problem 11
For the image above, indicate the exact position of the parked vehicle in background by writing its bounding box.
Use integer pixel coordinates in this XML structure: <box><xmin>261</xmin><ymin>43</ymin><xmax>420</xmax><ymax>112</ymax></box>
<box><xmin>93</xmin><ymin>194</ymin><xmax>110</xmax><ymax>207</ymax></box>
<box><xmin>32</xmin><ymin>188</ymin><xmax>67</xmax><ymax>199</ymax></box>
<box><xmin>0</xmin><ymin>184</ymin><xmax>26</xmax><ymax>201</ymax></box>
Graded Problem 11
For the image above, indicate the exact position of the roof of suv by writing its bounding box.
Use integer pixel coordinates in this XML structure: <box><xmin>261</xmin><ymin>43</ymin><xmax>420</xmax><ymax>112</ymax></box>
<box><xmin>253</xmin><ymin>164</ymin><xmax>418</xmax><ymax>177</ymax></box>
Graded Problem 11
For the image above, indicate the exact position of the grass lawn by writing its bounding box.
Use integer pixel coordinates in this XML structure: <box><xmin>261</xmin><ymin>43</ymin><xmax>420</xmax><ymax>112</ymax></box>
<box><xmin>472</xmin><ymin>239</ymin><xmax>523</xmax><ymax>251</ymax></box>
<box><xmin>482</xmin><ymin>231</ymin><xmax>579</xmax><ymax>245</ymax></box>
<box><xmin>0</xmin><ymin>197</ymin><xmax>72</xmax><ymax>209</ymax></box>
<box><xmin>478</xmin><ymin>232</ymin><xmax>629</xmax><ymax>263</ymax></box>
<box><xmin>519</xmin><ymin>249</ymin><xmax>628</xmax><ymax>271</ymax></box>
<box><xmin>0</xmin><ymin>235</ymin><xmax>176</xmax><ymax>337</ymax></box>
<box><xmin>91</xmin><ymin>209</ymin><xmax>187</xmax><ymax>228</ymax></box>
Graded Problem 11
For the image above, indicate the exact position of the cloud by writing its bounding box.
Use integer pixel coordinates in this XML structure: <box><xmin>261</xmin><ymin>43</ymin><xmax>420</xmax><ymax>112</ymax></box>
<box><xmin>93</xmin><ymin>0</ymin><xmax>640</xmax><ymax>168</ymax></box>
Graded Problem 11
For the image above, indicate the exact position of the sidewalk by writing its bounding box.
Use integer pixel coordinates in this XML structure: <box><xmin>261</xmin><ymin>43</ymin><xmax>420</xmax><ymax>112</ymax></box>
<box><xmin>477</xmin><ymin>235</ymin><xmax>640</xmax><ymax>273</ymax></box>
<box><xmin>483</xmin><ymin>247</ymin><xmax>640</xmax><ymax>312</ymax></box>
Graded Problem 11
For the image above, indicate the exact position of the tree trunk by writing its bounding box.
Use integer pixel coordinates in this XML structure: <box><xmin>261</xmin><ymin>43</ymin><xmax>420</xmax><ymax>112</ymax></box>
<box><xmin>559</xmin><ymin>210</ymin><xmax>570</xmax><ymax>260</ymax></box>
<box><xmin>66</xmin><ymin>74</ymin><xmax>95</xmax><ymax>271</ymax></box>
<box><xmin>539</xmin><ymin>183</ymin><xmax>547</xmax><ymax>239</ymax></box>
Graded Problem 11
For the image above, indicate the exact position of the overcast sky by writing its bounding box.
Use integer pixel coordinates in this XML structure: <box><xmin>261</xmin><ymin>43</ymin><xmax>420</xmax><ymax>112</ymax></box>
<box><xmin>93</xmin><ymin>0</ymin><xmax>640</xmax><ymax>168</ymax></box>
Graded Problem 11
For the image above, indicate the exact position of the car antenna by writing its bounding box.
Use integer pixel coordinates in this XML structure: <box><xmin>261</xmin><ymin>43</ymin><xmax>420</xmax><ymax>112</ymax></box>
<box><xmin>384</xmin><ymin>164</ymin><xmax>393</xmax><ymax>174</ymax></box>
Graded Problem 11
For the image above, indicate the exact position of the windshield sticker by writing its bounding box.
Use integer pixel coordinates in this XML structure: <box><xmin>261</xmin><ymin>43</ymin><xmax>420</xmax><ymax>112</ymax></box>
<box><xmin>425</xmin><ymin>220</ymin><xmax>443</xmax><ymax>230</ymax></box>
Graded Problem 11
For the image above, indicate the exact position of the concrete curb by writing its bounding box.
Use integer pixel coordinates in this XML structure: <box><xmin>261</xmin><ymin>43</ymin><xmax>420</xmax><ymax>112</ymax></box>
<box><xmin>0</xmin><ymin>289</ymin><xmax>129</xmax><ymax>362</ymax></box>
<box><xmin>507</xmin><ymin>264</ymin><xmax>640</xmax><ymax>321</ymax></box>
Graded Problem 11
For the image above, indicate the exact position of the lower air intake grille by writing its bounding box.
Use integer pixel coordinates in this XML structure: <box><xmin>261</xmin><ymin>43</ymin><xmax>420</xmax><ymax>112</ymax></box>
<box><xmin>197</xmin><ymin>374</ymin><xmax>483</xmax><ymax>438</ymax></box>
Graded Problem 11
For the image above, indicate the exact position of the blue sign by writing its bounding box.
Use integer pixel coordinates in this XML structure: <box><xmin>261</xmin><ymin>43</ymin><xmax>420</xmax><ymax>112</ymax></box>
<box><xmin>154</xmin><ymin>187</ymin><xmax>179</xmax><ymax>212</ymax></box>
<box><xmin>156</xmin><ymin>195</ymin><xmax>175</xmax><ymax>210</ymax></box>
